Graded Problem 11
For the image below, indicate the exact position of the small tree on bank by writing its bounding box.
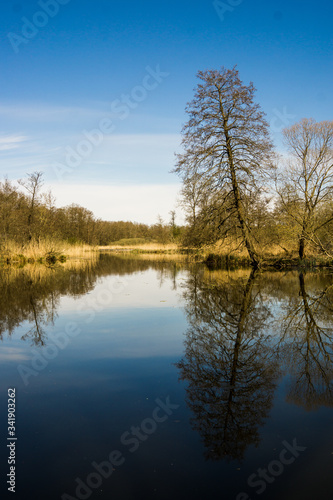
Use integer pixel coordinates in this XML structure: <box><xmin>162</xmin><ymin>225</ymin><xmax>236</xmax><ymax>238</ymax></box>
<box><xmin>18</xmin><ymin>171</ymin><xmax>44</xmax><ymax>241</ymax></box>
<box><xmin>277</xmin><ymin>118</ymin><xmax>333</xmax><ymax>259</ymax></box>
<box><xmin>174</xmin><ymin>67</ymin><xmax>275</xmax><ymax>268</ymax></box>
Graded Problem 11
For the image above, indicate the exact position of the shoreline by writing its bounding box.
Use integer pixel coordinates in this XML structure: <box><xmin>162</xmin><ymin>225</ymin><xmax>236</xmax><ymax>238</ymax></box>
<box><xmin>99</xmin><ymin>246</ymin><xmax>333</xmax><ymax>270</ymax></box>
<box><xmin>1</xmin><ymin>242</ymin><xmax>333</xmax><ymax>270</ymax></box>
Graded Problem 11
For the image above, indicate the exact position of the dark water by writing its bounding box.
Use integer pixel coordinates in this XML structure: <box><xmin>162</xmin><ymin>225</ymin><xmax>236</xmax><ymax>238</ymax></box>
<box><xmin>1</xmin><ymin>254</ymin><xmax>333</xmax><ymax>500</ymax></box>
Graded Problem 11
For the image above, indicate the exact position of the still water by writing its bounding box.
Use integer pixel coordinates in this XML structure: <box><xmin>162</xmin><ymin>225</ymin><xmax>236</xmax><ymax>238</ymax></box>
<box><xmin>1</xmin><ymin>254</ymin><xmax>333</xmax><ymax>500</ymax></box>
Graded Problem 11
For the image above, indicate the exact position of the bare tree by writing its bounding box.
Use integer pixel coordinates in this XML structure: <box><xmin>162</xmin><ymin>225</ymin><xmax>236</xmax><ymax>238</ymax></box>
<box><xmin>18</xmin><ymin>171</ymin><xmax>44</xmax><ymax>241</ymax></box>
<box><xmin>174</xmin><ymin>67</ymin><xmax>275</xmax><ymax>268</ymax></box>
<box><xmin>276</xmin><ymin>118</ymin><xmax>333</xmax><ymax>259</ymax></box>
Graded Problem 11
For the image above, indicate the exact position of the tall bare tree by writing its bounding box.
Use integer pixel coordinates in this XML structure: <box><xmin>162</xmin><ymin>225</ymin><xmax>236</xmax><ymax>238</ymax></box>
<box><xmin>276</xmin><ymin>118</ymin><xmax>333</xmax><ymax>259</ymax></box>
<box><xmin>174</xmin><ymin>67</ymin><xmax>275</xmax><ymax>268</ymax></box>
<box><xmin>18</xmin><ymin>171</ymin><xmax>44</xmax><ymax>241</ymax></box>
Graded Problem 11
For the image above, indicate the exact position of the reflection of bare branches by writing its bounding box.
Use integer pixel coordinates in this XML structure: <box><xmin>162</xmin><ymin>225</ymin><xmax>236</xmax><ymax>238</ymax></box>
<box><xmin>156</xmin><ymin>263</ymin><xmax>181</xmax><ymax>291</ymax></box>
<box><xmin>20</xmin><ymin>295</ymin><xmax>54</xmax><ymax>346</ymax></box>
<box><xmin>177</xmin><ymin>270</ymin><xmax>280</xmax><ymax>462</ymax></box>
<box><xmin>0</xmin><ymin>255</ymin><xmax>188</xmax><ymax>344</ymax></box>
<box><xmin>278</xmin><ymin>272</ymin><xmax>333</xmax><ymax>410</ymax></box>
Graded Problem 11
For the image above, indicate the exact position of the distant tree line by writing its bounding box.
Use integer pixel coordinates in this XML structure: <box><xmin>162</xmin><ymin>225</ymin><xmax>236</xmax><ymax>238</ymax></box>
<box><xmin>0</xmin><ymin>173</ymin><xmax>182</xmax><ymax>246</ymax></box>
<box><xmin>174</xmin><ymin>67</ymin><xmax>333</xmax><ymax>267</ymax></box>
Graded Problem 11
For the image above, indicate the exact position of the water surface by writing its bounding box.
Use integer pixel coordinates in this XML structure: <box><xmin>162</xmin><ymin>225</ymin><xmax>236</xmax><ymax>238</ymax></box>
<box><xmin>1</xmin><ymin>254</ymin><xmax>333</xmax><ymax>499</ymax></box>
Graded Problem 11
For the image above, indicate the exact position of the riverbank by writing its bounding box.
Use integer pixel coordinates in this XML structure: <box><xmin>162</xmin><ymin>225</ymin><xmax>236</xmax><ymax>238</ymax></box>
<box><xmin>2</xmin><ymin>239</ymin><xmax>332</xmax><ymax>270</ymax></box>
<box><xmin>0</xmin><ymin>240</ymin><xmax>98</xmax><ymax>266</ymax></box>
<box><xmin>99</xmin><ymin>242</ymin><xmax>333</xmax><ymax>269</ymax></box>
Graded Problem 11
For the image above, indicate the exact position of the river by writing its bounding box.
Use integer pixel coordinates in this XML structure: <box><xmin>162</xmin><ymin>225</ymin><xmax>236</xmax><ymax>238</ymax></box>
<box><xmin>0</xmin><ymin>253</ymin><xmax>332</xmax><ymax>499</ymax></box>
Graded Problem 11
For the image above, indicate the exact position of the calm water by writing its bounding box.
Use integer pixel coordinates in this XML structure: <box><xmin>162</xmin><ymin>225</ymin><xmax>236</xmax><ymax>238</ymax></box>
<box><xmin>1</xmin><ymin>254</ymin><xmax>333</xmax><ymax>500</ymax></box>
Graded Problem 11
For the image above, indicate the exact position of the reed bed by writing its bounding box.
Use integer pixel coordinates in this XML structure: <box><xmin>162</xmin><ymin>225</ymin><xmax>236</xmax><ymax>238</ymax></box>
<box><xmin>99</xmin><ymin>243</ymin><xmax>179</xmax><ymax>253</ymax></box>
<box><xmin>0</xmin><ymin>239</ymin><xmax>98</xmax><ymax>265</ymax></box>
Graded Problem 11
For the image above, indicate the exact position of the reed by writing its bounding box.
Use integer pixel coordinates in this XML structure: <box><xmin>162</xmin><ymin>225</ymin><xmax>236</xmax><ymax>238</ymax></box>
<box><xmin>0</xmin><ymin>239</ymin><xmax>98</xmax><ymax>265</ymax></box>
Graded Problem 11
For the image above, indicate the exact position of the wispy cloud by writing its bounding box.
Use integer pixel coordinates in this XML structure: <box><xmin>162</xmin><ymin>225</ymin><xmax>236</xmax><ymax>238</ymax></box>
<box><xmin>0</xmin><ymin>103</ymin><xmax>108</xmax><ymax>123</ymax></box>
<box><xmin>0</xmin><ymin>132</ymin><xmax>181</xmax><ymax>182</ymax></box>
<box><xmin>0</xmin><ymin>134</ymin><xmax>27</xmax><ymax>151</ymax></box>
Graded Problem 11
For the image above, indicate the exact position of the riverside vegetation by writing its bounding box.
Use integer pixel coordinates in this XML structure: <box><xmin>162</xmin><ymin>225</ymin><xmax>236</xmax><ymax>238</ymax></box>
<box><xmin>0</xmin><ymin>173</ymin><xmax>180</xmax><ymax>265</ymax></box>
<box><xmin>1</xmin><ymin>67</ymin><xmax>333</xmax><ymax>269</ymax></box>
<box><xmin>174</xmin><ymin>67</ymin><xmax>333</xmax><ymax>269</ymax></box>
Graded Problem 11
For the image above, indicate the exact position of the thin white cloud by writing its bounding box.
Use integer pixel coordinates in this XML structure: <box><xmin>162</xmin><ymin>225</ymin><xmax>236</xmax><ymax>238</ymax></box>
<box><xmin>0</xmin><ymin>103</ymin><xmax>109</xmax><ymax>123</ymax></box>
<box><xmin>49</xmin><ymin>133</ymin><xmax>181</xmax><ymax>177</ymax></box>
<box><xmin>0</xmin><ymin>134</ymin><xmax>27</xmax><ymax>151</ymax></box>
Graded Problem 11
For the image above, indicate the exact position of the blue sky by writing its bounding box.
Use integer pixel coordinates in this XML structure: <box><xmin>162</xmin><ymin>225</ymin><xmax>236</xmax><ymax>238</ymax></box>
<box><xmin>0</xmin><ymin>0</ymin><xmax>332</xmax><ymax>223</ymax></box>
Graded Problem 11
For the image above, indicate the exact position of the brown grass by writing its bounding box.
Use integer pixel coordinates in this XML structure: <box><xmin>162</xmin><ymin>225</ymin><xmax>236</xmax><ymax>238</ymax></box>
<box><xmin>99</xmin><ymin>243</ymin><xmax>179</xmax><ymax>252</ymax></box>
<box><xmin>0</xmin><ymin>239</ymin><xmax>98</xmax><ymax>264</ymax></box>
<box><xmin>99</xmin><ymin>239</ymin><xmax>296</xmax><ymax>264</ymax></box>
<box><xmin>195</xmin><ymin>239</ymin><xmax>301</xmax><ymax>260</ymax></box>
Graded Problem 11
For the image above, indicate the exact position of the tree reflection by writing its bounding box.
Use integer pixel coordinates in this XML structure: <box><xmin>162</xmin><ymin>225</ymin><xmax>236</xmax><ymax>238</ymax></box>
<box><xmin>0</xmin><ymin>255</ymin><xmax>186</xmax><ymax>345</ymax></box>
<box><xmin>176</xmin><ymin>269</ymin><xmax>280</xmax><ymax>461</ymax></box>
<box><xmin>279</xmin><ymin>272</ymin><xmax>333</xmax><ymax>410</ymax></box>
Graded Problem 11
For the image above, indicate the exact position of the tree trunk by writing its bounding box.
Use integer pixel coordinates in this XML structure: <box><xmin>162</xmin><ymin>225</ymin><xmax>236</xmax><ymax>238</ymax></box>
<box><xmin>223</xmin><ymin>126</ymin><xmax>261</xmax><ymax>268</ymax></box>
<box><xmin>299</xmin><ymin>235</ymin><xmax>305</xmax><ymax>260</ymax></box>
<box><xmin>299</xmin><ymin>215</ymin><xmax>309</xmax><ymax>260</ymax></box>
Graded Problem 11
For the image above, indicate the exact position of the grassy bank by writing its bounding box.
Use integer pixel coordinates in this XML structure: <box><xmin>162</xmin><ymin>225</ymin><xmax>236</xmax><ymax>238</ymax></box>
<box><xmin>3</xmin><ymin>237</ymin><xmax>333</xmax><ymax>270</ymax></box>
<box><xmin>99</xmin><ymin>239</ymin><xmax>333</xmax><ymax>269</ymax></box>
<box><xmin>0</xmin><ymin>240</ymin><xmax>98</xmax><ymax>266</ymax></box>
<box><xmin>99</xmin><ymin>242</ymin><xmax>180</xmax><ymax>254</ymax></box>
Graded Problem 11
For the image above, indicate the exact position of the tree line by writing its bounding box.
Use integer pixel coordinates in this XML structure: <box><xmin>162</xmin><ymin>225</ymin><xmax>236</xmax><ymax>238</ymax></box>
<box><xmin>0</xmin><ymin>173</ymin><xmax>181</xmax><ymax>247</ymax></box>
<box><xmin>175</xmin><ymin>67</ymin><xmax>333</xmax><ymax>267</ymax></box>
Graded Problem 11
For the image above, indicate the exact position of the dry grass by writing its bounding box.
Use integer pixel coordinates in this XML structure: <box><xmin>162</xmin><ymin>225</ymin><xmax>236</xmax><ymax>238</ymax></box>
<box><xmin>195</xmin><ymin>239</ymin><xmax>300</xmax><ymax>260</ymax></box>
<box><xmin>61</xmin><ymin>243</ymin><xmax>98</xmax><ymax>259</ymax></box>
<box><xmin>99</xmin><ymin>239</ymin><xmax>293</xmax><ymax>265</ymax></box>
<box><xmin>197</xmin><ymin>241</ymin><xmax>249</xmax><ymax>259</ymax></box>
<box><xmin>99</xmin><ymin>243</ymin><xmax>179</xmax><ymax>252</ymax></box>
<box><xmin>0</xmin><ymin>239</ymin><xmax>98</xmax><ymax>264</ymax></box>
<box><xmin>100</xmin><ymin>237</ymin><xmax>298</xmax><ymax>259</ymax></box>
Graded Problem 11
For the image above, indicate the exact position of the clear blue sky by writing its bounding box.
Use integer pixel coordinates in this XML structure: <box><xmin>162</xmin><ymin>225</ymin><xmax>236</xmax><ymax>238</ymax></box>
<box><xmin>0</xmin><ymin>0</ymin><xmax>332</xmax><ymax>223</ymax></box>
